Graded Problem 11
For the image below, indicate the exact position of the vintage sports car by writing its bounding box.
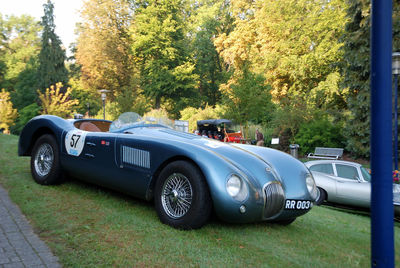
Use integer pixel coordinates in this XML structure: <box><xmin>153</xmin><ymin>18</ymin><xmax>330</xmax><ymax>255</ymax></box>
<box><xmin>305</xmin><ymin>160</ymin><xmax>400</xmax><ymax>216</ymax></box>
<box><xmin>196</xmin><ymin>119</ymin><xmax>245</xmax><ymax>143</ymax></box>
<box><xmin>18</xmin><ymin>112</ymin><xmax>318</xmax><ymax>229</ymax></box>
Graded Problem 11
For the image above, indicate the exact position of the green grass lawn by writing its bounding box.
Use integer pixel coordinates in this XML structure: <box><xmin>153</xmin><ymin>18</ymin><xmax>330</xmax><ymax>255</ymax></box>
<box><xmin>0</xmin><ymin>133</ymin><xmax>399</xmax><ymax>267</ymax></box>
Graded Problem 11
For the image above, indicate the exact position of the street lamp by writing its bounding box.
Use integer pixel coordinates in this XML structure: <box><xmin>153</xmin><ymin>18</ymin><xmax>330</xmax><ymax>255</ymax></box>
<box><xmin>86</xmin><ymin>102</ymin><xmax>90</xmax><ymax>118</ymax></box>
<box><xmin>0</xmin><ymin>99</ymin><xmax>4</xmax><ymax>133</ymax></box>
<box><xmin>393</xmin><ymin>52</ymin><xmax>400</xmax><ymax>170</ymax></box>
<box><xmin>98</xmin><ymin>89</ymin><xmax>110</xmax><ymax>120</ymax></box>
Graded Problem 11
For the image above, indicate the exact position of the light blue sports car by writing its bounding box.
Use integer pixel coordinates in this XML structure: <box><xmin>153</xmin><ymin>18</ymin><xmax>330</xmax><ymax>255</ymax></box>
<box><xmin>19</xmin><ymin>112</ymin><xmax>318</xmax><ymax>229</ymax></box>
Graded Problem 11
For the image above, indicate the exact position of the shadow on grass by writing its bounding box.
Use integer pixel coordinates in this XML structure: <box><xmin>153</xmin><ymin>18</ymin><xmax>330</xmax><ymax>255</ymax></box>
<box><xmin>61</xmin><ymin>175</ymin><xmax>297</xmax><ymax>230</ymax></box>
<box><xmin>321</xmin><ymin>203</ymin><xmax>400</xmax><ymax>225</ymax></box>
<box><xmin>63</xmin><ymin>175</ymin><xmax>154</xmax><ymax>209</ymax></box>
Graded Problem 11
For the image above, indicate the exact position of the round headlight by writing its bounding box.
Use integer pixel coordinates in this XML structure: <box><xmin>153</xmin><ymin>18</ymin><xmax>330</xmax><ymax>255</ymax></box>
<box><xmin>306</xmin><ymin>173</ymin><xmax>318</xmax><ymax>201</ymax></box>
<box><xmin>226</xmin><ymin>174</ymin><xmax>248</xmax><ymax>202</ymax></box>
<box><xmin>227</xmin><ymin>175</ymin><xmax>241</xmax><ymax>197</ymax></box>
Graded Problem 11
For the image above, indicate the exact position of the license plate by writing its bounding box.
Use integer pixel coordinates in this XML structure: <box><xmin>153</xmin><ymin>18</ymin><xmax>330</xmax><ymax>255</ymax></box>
<box><xmin>285</xmin><ymin>200</ymin><xmax>312</xmax><ymax>210</ymax></box>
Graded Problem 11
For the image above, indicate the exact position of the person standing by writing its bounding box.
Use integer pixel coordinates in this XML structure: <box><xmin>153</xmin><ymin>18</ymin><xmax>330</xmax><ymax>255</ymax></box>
<box><xmin>256</xmin><ymin>129</ymin><xmax>264</xmax><ymax>146</ymax></box>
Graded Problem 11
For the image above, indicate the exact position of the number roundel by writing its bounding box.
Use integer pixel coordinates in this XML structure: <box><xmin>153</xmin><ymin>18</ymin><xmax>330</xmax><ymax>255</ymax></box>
<box><xmin>65</xmin><ymin>130</ymin><xmax>87</xmax><ymax>156</ymax></box>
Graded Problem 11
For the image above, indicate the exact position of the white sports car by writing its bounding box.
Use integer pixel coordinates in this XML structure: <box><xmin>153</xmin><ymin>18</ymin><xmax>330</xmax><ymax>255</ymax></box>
<box><xmin>305</xmin><ymin>160</ymin><xmax>400</xmax><ymax>216</ymax></box>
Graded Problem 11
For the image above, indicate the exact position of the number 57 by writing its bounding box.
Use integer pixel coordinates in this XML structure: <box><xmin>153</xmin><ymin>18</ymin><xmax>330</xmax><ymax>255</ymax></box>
<box><xmin>70</xmin><ymin>134</ymin><xmax>81</xmax><ymax>148</ymax></box>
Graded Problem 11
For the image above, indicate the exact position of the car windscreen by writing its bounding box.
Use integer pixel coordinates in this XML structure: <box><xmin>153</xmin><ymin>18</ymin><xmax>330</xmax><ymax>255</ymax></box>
<box><xmin>360</xmin><ymin>166</ymin><xmax>371</xmax><ymax>182</ymax></box>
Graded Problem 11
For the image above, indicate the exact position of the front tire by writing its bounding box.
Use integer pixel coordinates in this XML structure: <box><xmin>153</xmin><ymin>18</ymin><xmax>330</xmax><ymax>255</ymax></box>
<box><xmin>31</xmin><ymin>134</ymin><xmax>64</xmax><ymax>185</ymax></box>
<box><xmin>315</xmin><ymin>187</ymin><xmax>326</xmax><ymax>206</ymax></box>
<box><xmin>154</xmin><ymin>161</ymin><xmax>212</xmax><ymax>229</ymax></box>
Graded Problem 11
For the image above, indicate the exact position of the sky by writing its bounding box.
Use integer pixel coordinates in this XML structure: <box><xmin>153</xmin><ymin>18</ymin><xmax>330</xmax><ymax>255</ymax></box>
<box><xmin>1</xmin><ymin>0</ymin><xmax>84</xmax><ymax>52</ymax></box>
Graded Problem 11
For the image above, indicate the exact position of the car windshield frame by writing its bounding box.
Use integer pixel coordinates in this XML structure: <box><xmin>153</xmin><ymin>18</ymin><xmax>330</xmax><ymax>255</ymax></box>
<box><xmin>109</xmin><ymin>112</ymin><xmax>174</xmax><ymax>132</ymax></box>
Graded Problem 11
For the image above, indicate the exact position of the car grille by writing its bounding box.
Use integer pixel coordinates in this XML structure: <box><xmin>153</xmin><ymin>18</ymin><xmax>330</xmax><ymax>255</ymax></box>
<box><xmin>263</xmin><ymin>181</ymin><xmax>285</xmax><ymax>219</ymax></box>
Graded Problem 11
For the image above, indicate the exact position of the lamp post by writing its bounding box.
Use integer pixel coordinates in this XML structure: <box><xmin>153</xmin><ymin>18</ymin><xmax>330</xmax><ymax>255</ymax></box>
<box><xmin>98</xmin><ymin>89</ymin><xmax>110</xmax><ymax>120</ymax></box>
<box><xmin>86</xmin><ymin>102</ymin><xmax>90</xmax><ymax>118</ymax></box>
<box><xmin>0</xmin><ymin>99</ymin><xmax>3</xmax><ymax>133</ymax></box>
<box><xmin>393</xmin><ymin>52</ymin><xmax>400</xmax><ymax>171</ymax></box>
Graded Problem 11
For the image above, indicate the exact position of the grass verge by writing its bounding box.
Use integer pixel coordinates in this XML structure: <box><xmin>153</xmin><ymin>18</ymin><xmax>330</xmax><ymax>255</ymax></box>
<box><xmin>0</xmin><ymin>133</ymin><xmax>399</xmax><ymax>267</ymax></box>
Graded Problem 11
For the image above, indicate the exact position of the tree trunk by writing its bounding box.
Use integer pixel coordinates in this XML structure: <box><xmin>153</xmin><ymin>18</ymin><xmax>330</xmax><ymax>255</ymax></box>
<box><xmin>155</xmin><ymin>95</ymin><xmax>161</xmax><ymax>109</ymax></box>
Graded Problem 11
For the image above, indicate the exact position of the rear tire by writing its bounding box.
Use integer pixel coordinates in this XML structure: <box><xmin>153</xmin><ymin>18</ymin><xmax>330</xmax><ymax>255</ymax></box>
<box><xmin>30</xmin><ymin>134</ymin><xmax>64</xmax><ymax>185</ymax></box>
<box><xmin>154</xmin><ymin>161</ymin><xmax>212</xmax><ymax>229</ymax></box>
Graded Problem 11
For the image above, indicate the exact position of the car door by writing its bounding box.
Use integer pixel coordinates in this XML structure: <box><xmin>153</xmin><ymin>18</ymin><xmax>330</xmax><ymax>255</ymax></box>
<box><xmin>333</xmin><ymin>163</ymin><xmax>370</xmax><ymax>207</ymax></box>
<box><xmin>63</xmin><ymin>129</ymin><xmax>119</xmax><ymax>181</ymax></box>
<box><xmin>113</xmin><ymin>133</ymin><xmax>154</xmax><ymax>198</ymax></box>
<box><xmin>79</xmin><ymin>132</ymin><xmax>119</xmax><ymax>186</ymax></box>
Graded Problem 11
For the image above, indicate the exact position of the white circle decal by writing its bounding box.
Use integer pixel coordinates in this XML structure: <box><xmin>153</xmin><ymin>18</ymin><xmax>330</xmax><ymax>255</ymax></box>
<box><xmin>65</xmin><ymin>130</ymin><xmax>87</xmax><ymax>156</ymax></box>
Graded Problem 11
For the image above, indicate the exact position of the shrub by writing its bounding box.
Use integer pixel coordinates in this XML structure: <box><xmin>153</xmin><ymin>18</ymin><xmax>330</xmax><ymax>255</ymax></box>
<box><xmin>180</xmin><ymin>105</ymin><xmax>225</xmax><ymax>132</ymax></box>
<box><xmin>10</xmin><ymin>103</ymin><xmax>40</xmax><ymax>135</ymax></box>
<box><xmin>0</xmin><ymin>89</ymin><xmax>18</xmax><ymax>133</ymax></box>
<box><xmin>143</xmin><ymin>108</ymin><xmax>170</xmax><ymax>119</ymax></box>
<box><xmin>38</xmin><ymin>82</ymin><xmax>79</xmax><ymax>118</ymax></box>
<box><xmin>295</xmin><ymin>118</ymin><xmax>344</xmax><ymax>156</ymax></box>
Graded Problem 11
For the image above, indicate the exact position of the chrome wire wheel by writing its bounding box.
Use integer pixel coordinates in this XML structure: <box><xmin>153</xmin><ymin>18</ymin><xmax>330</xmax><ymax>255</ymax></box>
<box><xmin>161</xmin><ymin>173</ymin><xmax>193</xmax><ymax>219</ymax></box>
<box><xmin>34</xmin><ymin>143</ymin><xmax>54</xmax><ymax>177</ymax></box>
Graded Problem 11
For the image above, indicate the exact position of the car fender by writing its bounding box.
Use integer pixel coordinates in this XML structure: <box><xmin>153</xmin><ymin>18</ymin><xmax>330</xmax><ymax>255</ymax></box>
<box><xmin>311</xmin><ymin>171</ymin><xmax>337</xmax><ymax>201</ymax></box>
<box><xmin>134</xmin><ymin>138</ymin><xmax>265</xmax><ymax>222</ymax></box>
<box><xmin>18</xmin><ymin>115</ymin><xmax>73</xmax><ymax>157</ymax></box>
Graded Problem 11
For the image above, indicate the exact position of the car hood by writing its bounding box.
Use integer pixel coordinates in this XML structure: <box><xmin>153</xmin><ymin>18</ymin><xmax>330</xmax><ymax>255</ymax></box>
<box><xmin>138</xmin><ymin>128</ymin><xmax>311</xmax><ymax>198</ymax></box>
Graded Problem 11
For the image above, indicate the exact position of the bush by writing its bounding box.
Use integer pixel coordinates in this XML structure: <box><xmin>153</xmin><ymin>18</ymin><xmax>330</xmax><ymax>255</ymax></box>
<box><xmin>143</xmin><ymin>108</ymin><xmax>170</xmax><ymax>120</ymax></box>
<box><xmin>180</xmin><ymin>105</ymin><xmax>225</xmax><ymax>132</ymax></box>
<box><xmin>270</xmin><ymin>98</ymin><xmax>312</xmax><ymax>150</ymax></box>
<box><xmin>295</xmin><ymin>118</ymin><xmax>344</xmax><ymax>156</ymax></box>
<box><xmin>10</xmin><ymin>103</ymin><xmax>40</xmax><ymax>135</ymax></box>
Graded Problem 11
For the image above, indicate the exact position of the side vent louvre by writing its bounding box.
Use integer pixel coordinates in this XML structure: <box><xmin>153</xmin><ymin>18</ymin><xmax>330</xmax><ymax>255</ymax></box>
<box><xmin>122</xmin><ymin>146</ymin><xmax>150</xmax><ymax>169</ymax></box>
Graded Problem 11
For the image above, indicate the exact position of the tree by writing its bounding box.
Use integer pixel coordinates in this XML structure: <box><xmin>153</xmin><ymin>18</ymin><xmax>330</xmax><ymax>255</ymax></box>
<box><xmin>76</xmin><ymin>0</ymin><xmax>134</xmax><ymax>97</ymax></box>
<box><xmin>214</xmin><ymin>0</ymin><xmax>348</xmax><ymax>108</ymax></box>
<box><xmin>221</xmin><ymin>67</ymin><xmax>274</xmax><ymax>127</ymax></box>
<box><xmin>341</xmin><ymin>0</ymin><xmax>370</xmax><ymax>158</ymax></box>
<box><xmin>131</xmin><ymin>0</ymin><xmax>199</xmax><ymax>116</ymax></box>
<box><xmin>37</xmin><ymin>0</ymin><xmax>68</xmax><ymax>91</ymax></box>
<box><xmin>342</xmin><ymin>0</ymin><xmax>400</xmax><ymax>158</ymax></box>
<box><xmin>189</xmin><ymin>0</ymin><xmax>233</xmax><ymax>107</ymax></box>
<box><xmin>0</xmin><ymin>14</ymin><xmax>41</xmax><ymax>109</ymax></box>
<box><xmin>38</xmin><ymin>82</ymin><xmax>78</xmax><ymax>118</ymax></box>
<box><xmin>0</xmin><ymin>89</ymin><xmax>18</xmax><ymax>133</ymax></box>
<box><xmin>68</xmin><ymin>77</ymin><xmax>101</xmax><ymax>117</ymax></box>
<box><xmin>0</xmin><ymin>15</ymin><xmax>6</xmax><ymax>86</ymax></box>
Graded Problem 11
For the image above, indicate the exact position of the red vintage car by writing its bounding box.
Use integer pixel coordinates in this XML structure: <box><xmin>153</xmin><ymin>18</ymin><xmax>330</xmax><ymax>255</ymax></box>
<box><xmin>196</xmin><ymin>119</ymin><xmax>245</xmax><ymax>143</ymax></box>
